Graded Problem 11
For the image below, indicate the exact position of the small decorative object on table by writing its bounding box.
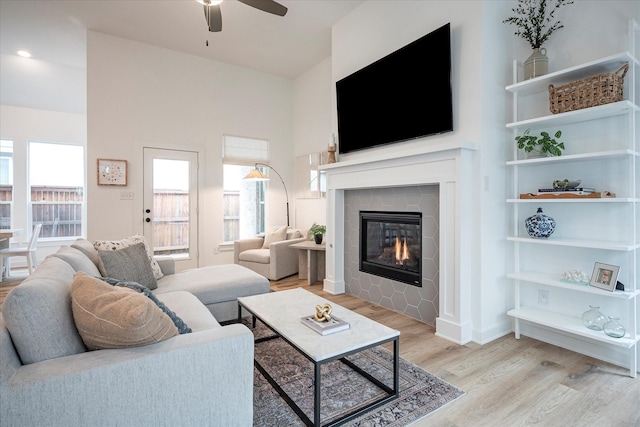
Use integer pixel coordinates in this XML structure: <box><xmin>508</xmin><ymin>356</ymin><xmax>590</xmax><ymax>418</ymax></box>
<box><xmin>589</xmin><ymin>262</ymin><xmax>620</xmax><ymax>292</ymax></box>
<box><xmin>315</xmin><ymin>303</ymin><xmax>332</xmax><ymax>322</ymax></box>
<box><xmin>582</xmin><ymin>305</ymin><xmax>606</xmax><ymax>331</ymax></box>
<box><xmin>301</xmin><ymin>303</ymin><xmax>350</xmax><ymax>335</ymax></box>
<box><xmin>309</xmin><ymin>222</ymin><xmax>326</xmax><ymax>244</ymax></box>
<box><xmin>603</xmin><ymin>317</ymin><xmax>626</xmax><ymax>338</ymax></box>
<box><xmin>525</xmin><ymin>207</ymin><xmax>556</xmax><ymax>238</ymax></box>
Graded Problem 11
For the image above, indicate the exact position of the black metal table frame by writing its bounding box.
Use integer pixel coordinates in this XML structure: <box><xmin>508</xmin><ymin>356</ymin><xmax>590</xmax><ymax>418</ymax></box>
<box><xmin>238</xmin><ymin>302</ymin><xmax>399</xmax><ymax>427</ymax></box>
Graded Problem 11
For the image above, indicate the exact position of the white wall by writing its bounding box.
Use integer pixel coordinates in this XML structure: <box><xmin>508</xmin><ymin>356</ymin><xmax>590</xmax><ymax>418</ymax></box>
<box><xmin>86</xmin><ymin>31</ymin><xmax>294</xmax><ymax>268</ymax></box>
<box><xmin>292</xmin><ymin>57</ymin><xmax>332</xmax><ymax>231</ymax></box>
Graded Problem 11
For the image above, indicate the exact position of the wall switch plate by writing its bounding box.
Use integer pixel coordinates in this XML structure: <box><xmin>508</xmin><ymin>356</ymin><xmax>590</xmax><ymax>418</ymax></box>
<box><xmin>120</xmin><ymin>191</ymin><xmax>134</xmax><ymax>200</ymax></box>
<box><xmin>538</xmin><ymin>290</ymin><xmax>549</xmax><ymax>306</ymax></box>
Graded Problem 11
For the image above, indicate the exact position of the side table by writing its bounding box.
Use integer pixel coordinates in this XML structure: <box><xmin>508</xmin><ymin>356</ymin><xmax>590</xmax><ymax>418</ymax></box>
<box><xmin>290</xmin><ymin>240</ymin><xmax>326</xmax><ymax>285</ymax></box>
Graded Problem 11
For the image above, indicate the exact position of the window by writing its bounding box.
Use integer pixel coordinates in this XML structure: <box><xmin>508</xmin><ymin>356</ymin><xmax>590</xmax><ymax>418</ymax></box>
<box><xmin>0</xmin><ymin>140</ymin><xmax>13</xmax><ymax>230</ymax></box>
<box><xmin>222</xmin><ymin>135</ymin><xmax>269</xmax><ymax>243</ymax></box>
<box><xmin>29</xmin><ymin>142</ymin><xmax>85</xmax><ymax>238</ymax></box>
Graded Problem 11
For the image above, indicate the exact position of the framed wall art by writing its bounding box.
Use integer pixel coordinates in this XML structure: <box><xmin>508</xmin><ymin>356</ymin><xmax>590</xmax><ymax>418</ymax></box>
<box><xmin>590</xmin><ymin>262</ymin><xmax>619</xmax><ymax>292</ymax></box>
<box><xmin>97</xmin><ymin>159</ymin><xmax>128</xmax><ymax>186</ymax></box>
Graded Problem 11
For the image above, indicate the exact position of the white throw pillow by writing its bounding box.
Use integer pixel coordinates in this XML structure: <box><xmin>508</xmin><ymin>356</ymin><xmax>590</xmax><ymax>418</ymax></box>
<box><xmin>262</xmin><ymin>226</ymin><xmax>288</xmax><ymax>249</ymax></box>
<box><xmin>93</xmin><ymin>234</ymin><xmax>164</xmax><ymax>280</ymax></box>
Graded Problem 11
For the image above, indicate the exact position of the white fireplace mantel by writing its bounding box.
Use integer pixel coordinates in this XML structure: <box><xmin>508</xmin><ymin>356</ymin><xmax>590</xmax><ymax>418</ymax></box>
<box><xmin>320</xmin><ymin>141</ymin><xmax>478</xmax><ymax>344</ymax></box>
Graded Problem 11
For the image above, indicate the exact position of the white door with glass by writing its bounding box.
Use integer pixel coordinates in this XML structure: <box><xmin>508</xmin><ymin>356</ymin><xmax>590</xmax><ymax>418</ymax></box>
<box><xmin>143</xmin><ymin>148</ymin><xmax>198</xmax><ymax>271</ymax></box>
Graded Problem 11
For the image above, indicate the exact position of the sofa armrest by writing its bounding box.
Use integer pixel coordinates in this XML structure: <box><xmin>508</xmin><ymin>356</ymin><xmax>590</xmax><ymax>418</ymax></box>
<box><xmin>233</xmin><ymin>237</ymin><xmax>264</xmax><ymax>263</ymax></box>
<box><xmin>1</xmin><ymin>324</ymin><xmax>254</xmax><ymax>426</ymax></box>
<box><xmin>154</xmin><ymin>256</ymin><xmax>175</xmax><ymax>275</ymax></box>
<box><xmin>268</xmin><ymin>237</ymin><xmax>308</xmax><ymax>279</ymax></box>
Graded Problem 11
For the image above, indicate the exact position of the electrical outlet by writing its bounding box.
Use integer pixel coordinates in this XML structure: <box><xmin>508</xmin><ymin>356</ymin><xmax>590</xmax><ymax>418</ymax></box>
<box><xmin>538</xmin><ymin>290</ymin><xmax>549</xmax><ymax>306</ymax></box>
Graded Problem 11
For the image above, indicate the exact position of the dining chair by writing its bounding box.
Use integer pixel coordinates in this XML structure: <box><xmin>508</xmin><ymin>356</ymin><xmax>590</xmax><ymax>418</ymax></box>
<box><xmin>0</xmin><ymin>223</ymin><xmax>42</xmax><ymax>279</ymax></box>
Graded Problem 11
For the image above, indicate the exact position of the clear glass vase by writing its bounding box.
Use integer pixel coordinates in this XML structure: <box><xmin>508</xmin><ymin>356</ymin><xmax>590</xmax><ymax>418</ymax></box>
<box><xmin>582</xmin><ymin>306</ymin><xmax>606</xmax><ymax>331</ymax></box>
<box><xmin>603</xmin><ymin>317</ymin><xmax>626</xmax><ymax>338</ymax></box>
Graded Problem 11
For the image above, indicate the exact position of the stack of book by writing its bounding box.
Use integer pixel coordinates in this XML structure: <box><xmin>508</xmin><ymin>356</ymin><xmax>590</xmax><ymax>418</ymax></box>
<box><xmin>301</xmin><ymin>315</ymin><xmax>350</xmax><ymax>335</ymax></box>
<box><xmin>537</xmin><ymin>187</ymin><xmax>596</xmax><ymax>195</ymax></box>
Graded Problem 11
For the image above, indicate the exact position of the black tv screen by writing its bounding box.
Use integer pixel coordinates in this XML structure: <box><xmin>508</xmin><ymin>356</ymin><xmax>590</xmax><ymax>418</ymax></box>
<box><xmin>336</xmin><ymin>23</ymin><xmax>452</xmax><ymax>154</ymax></box>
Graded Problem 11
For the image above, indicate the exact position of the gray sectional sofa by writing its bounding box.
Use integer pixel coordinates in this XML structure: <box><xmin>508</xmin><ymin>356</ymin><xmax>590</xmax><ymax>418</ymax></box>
<box><xmin>0</xmin><ymin>238</ymin><xmax>270</xmax><ymax>427</ymax></box>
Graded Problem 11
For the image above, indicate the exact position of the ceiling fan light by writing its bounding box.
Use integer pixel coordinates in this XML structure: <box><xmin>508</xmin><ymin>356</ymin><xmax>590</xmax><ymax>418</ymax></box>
<box><xmin>197</xmin><ymin>0</ymin><xmax>223</xmax><ymax>6</ymax></box>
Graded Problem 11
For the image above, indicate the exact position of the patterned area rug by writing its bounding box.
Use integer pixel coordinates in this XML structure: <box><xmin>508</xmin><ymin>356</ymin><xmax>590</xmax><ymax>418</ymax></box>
<box><xmin>250</xmin><ymin>321</ymin><xmax>464</xmax><ymax>426</ymax></box>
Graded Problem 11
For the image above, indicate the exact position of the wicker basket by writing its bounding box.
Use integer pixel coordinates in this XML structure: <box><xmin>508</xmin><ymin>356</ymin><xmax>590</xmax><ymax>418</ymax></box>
<box><xmin>548</xmin><ymin>64</ymin><xmax>629</xmax><ymax>114</ymax></box>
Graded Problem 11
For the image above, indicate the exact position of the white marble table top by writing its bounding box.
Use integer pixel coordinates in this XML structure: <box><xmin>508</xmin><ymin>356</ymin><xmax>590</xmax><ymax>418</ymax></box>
<box><xmin>238</xmin><ymin>288</ymin><xmax>399</xmax><ymax>362</ymax></box>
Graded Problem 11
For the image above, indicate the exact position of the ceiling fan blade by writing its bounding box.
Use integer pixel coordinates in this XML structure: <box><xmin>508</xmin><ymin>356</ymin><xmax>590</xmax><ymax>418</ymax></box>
<box><xmin>237</xmin><ymin>0</ymin><xmax>288</xmax><ymax>16</ymax></box>
<box><xmin>203</xmin><ymin>4</ymin><xmax>222</xmax><ymax>32</ymax></box>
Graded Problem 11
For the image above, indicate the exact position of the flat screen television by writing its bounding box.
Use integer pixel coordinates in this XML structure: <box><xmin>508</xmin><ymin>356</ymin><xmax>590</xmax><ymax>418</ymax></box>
<box><xmin>336</xmin><ymin>23</ymin><xmax>452</xmax><ymax>155</ymax></box>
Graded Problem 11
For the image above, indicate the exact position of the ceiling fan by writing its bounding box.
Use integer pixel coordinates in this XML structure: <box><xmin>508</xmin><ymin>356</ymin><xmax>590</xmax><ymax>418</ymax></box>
<box><xmin>198</xmin><ymin>0</ymin><xmax>288</xmax><ymax>33</ymax></box>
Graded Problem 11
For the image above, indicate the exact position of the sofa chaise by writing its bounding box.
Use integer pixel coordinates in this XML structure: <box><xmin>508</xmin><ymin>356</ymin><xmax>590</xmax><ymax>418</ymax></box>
<box><xmin>1</xmin><ymin>236</ymin><xmax>270</xmax><ymax>426</ymax></box>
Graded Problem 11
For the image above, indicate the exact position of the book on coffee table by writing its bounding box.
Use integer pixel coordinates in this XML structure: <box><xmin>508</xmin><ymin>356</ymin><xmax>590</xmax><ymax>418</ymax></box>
<box><xmin>301</xmin><ymin>315</ymin><xmax>350</xmax><ymax>335</ymax></box>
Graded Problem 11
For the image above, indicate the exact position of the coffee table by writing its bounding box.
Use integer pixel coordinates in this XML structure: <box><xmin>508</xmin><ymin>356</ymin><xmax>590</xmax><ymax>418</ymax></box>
<box><xmin>238</xmin><ymin>288</ymin><xmax>400</xmax><ymax>427</ymax></box>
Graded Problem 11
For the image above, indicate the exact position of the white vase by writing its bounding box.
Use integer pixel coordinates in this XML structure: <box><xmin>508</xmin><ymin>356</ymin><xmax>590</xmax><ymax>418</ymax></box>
<box><xmin>524</xmin><ymin>48</ymin><xmax>548</xmax><ymax>80</ymax></box>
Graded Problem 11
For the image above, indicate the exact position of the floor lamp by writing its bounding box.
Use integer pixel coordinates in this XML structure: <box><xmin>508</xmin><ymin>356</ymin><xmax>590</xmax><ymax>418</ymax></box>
<box><xmin>243</xmin><ymin>163</ymin><xmax>290</xmax><ymax>227</ymax></box>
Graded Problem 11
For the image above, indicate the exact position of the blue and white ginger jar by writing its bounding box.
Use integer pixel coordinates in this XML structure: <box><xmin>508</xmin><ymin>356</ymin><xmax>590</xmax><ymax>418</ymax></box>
<box><xmin>525</xmin><ymin>207</ymin><xmax>555</xmax><ymax>238</ymax></box>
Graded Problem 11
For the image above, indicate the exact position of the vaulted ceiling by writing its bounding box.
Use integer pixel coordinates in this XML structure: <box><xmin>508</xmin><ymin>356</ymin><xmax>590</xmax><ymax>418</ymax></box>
<box><xmin>0</xmin><ymin>0</ymin><xmax>365</xmax><ymax>113</ymax></box>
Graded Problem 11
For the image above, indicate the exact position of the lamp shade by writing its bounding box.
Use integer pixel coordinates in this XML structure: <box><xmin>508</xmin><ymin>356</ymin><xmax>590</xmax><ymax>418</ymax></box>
<box><xmin>243</xmin><ymin>168</ymin><xmax>269</xmax><ymax>181</ymax></box>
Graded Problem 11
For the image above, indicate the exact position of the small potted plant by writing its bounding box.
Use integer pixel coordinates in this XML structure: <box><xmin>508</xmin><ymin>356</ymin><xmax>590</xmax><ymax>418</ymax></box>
<box><xmin>309</xmin><ymin>223</ymin><xmax>326</xmax><ymax>244</ymax></box>
<box><xmin>515</xmin><ymin>128</ymin><xmax>565</xmax><ymax>158</ymax></box>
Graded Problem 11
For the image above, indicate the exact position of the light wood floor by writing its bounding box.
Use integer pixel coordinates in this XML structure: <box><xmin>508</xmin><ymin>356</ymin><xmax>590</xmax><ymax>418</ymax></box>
<box><xmin>272</xmin><ymin>276</ymin><xmax>640</xmax><ymax>427</ymax></box>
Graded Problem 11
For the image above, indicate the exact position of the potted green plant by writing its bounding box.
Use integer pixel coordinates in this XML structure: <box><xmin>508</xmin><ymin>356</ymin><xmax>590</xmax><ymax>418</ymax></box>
<box><xmin>503</xmin><ymin>0</ymin><xmax>574</xmax><ymax>79</ymax></box>
<box><xmin>309</xmin><ymin>223</ymin><xmax>326</xmax><ymax>244</ymax></box>
<box><xmin>515</xmin><ymin>129</ymin><xmax>565</xmax><ymax>157</ymax></box>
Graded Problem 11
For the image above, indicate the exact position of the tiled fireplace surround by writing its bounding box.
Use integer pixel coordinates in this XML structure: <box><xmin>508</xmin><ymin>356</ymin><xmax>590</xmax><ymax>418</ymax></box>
<box><xmin>321</xmin><ymin>143</ymin><xmax>477</xmax><ymax>344</ymax></box>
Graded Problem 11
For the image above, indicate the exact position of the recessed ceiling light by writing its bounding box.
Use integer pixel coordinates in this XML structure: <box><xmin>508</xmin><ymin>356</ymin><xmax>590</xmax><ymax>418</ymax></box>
<box><xmin>17</xmin><ymin>50</ymin><xmax>31</xmax><ymax>58</ymax></box>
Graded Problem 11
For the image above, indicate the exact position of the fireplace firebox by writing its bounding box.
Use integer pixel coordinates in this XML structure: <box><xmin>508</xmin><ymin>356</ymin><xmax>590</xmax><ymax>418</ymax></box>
<box><xmin>359</xmin><ymin>211</ymin><xmax>422</xmax><ymax>286</ymax></box>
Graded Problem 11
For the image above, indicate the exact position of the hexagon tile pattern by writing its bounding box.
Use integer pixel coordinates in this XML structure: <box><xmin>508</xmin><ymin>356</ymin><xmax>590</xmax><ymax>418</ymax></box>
<box><xmin>344</xmin><ymin>186</ymin><xmax>439</xmax><ymax>325</ymax></box>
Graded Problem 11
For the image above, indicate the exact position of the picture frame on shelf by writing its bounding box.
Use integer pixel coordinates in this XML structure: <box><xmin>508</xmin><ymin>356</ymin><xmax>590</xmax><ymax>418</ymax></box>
<box><xmin>97</xmin><ymin>159</ymin><xmax>128</xmax><ymax>186</ymax></box>
<box><xmin>590</xmin><ymin>262</ymin><xmax>619</xmax><ymax>292</ymax></box>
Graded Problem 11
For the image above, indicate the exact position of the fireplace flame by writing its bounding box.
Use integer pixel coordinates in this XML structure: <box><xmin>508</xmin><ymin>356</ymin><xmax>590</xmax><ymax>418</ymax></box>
<box><xmin>394</xmin><ymin>237</ymin><xmax>409</xmax><ymax>265</ymax></box>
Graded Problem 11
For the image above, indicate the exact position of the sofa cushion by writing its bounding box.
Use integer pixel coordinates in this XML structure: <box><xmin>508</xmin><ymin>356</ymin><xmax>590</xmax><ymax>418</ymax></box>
<box><xmin>262</xmin><ymin>225</ymin><xmax>287</xmax><ymax>249</ymax></box>
<box><xmin>2</xmin><ymin>257</ymin><xmax>86</xmax><ymax>364</ymax></box>
<box><xmin>101</xmin><ymin>277</ymin><xmax>191</xmax><ymax>334</ymax></box>
<box><xmin>98</xmin><ymin>242</ymin><xmax>158</xmax><ymax>290</ymax></box>
<box><xmin>71</xmin><ymin>272</ymin><xmax>178</xmax><ymax>350</ymax></box>
<box><xmin>238</xmin><ymin>248</ymin><xmax>270</xmax><ymax>264</ymax></box>
<box><xmin>155</xmin><ymin>291</ymin><xmax>220</xmax><ymax>332</ymax></box>
<box><xmin>154</xmin><ymin>264</ymin><xmax>270</xmax><ymax>307</ymax></box>
<box><xmin>286</xmin><ymin>229</ymin><xmax>303</xmax><ymax>240</ymax></box>
<box><xmin>70</xmin><ymin>238</ymin><xmax>101</xmax><ymax>267</ymax></box>
<box><xmin>93</xmin><ymin>234</ymin><xmax>164</xmax><ymax>280</ymax></box>
<box><xmin>50</xmin><ymin>245</ymin><xmax>102</xmax><ymax>276</ymax></box>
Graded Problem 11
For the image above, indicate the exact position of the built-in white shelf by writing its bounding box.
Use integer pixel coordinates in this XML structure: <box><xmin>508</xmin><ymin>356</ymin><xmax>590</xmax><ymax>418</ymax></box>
<box><xmin>507</xmin><ymin>24</ymin><xmax>639</xmax><ymax>377</ymax></box>
<box><xmin>506</xmin><ymin>100</ymin><xmax>638</xmax><ymax>129</ymax></box>
<box><xmin>507</xmin><ymin>272</ymin><xmax>640</xmax><ymax>299</ymax></box>
<box><xmin>507</xmin><ymin>236</ymin><xmax>639</xmax><ymax>251</ymax></box>
<box><xmin>507</xmin><ymin>306</ymin><xmax>639</xmax><ymax>348</ymax></box>
<box><xmin>506</xmin><ymin>51</ymin><xmax>638</xmax><ymax>95</ymax></box>
<box><xmin>506</xmin><ymin>149</ymin><xmax>639</xmax><ymax>166</ymax></box>
<box><xmin>507</xmin><ymin>198</ymin><xmax>638</xmax><ymax>203</ymax></box>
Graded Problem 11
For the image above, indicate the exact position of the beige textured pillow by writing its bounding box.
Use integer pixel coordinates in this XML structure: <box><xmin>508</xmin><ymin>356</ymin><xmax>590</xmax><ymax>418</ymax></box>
<box><xmin>93</xmin><ymin>234</ymin><xmax>164</xmax><ymax>280</ymax></box>
<box><xmin>262</xmin><ymin>226</ymin><xmax>288</xmax><ymax>249</ymax></box>
<box><xmin>71</xmin><ymin>272</ymin><xmax>177</xmax><ymax>350</ymax></box>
